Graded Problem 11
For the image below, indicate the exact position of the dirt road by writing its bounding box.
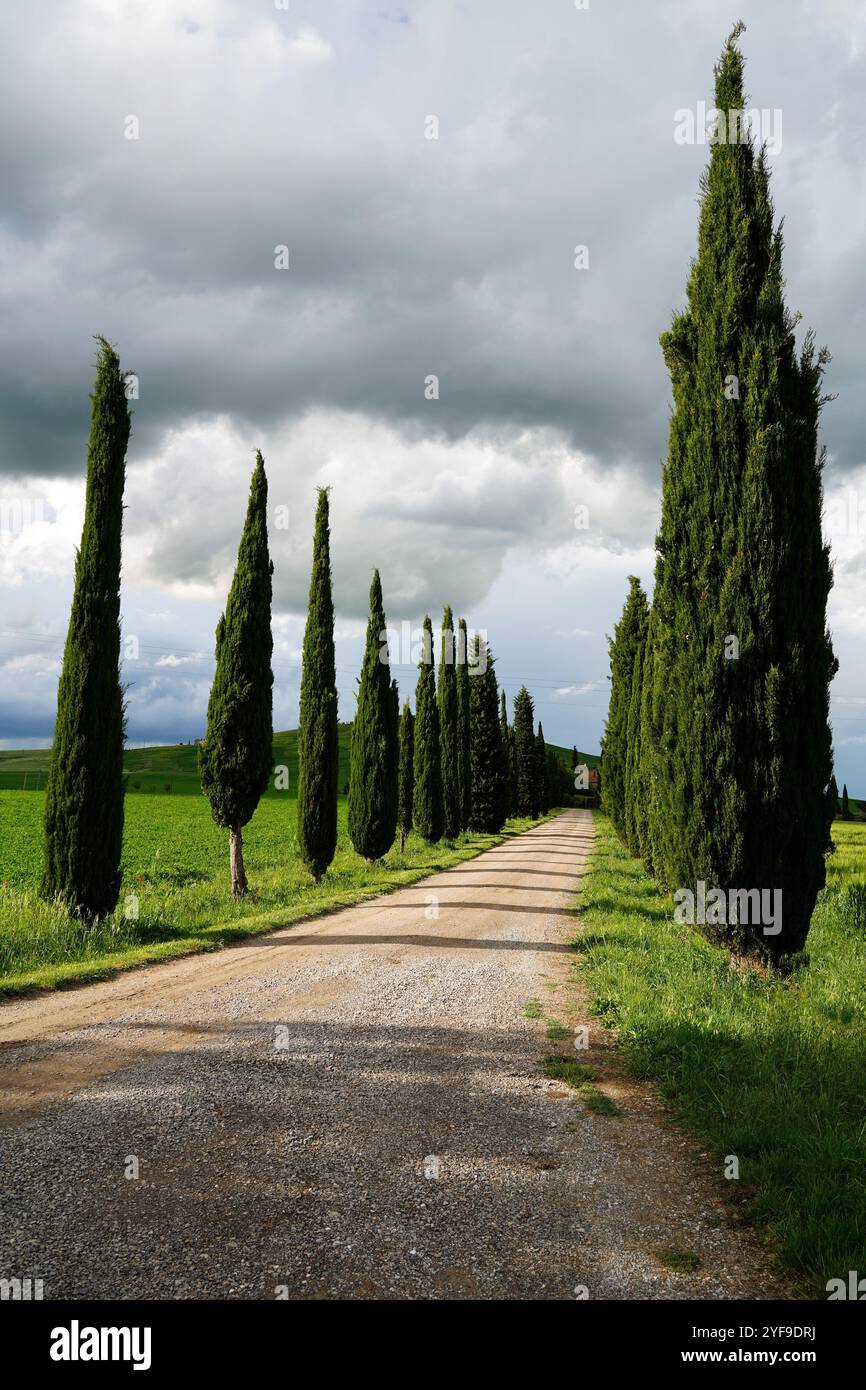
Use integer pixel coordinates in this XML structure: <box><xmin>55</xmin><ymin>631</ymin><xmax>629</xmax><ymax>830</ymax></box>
<box><xmin>0</xmin><ymin>811</ymin><xmax>787</xmax><ymax>1299</ymax></box>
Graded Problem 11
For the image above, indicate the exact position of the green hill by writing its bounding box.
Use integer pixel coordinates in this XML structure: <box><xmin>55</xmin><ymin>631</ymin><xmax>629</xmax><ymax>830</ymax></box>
<box><xmin>0</xmin><ymin>728</ymin><xmax>588</xmax><ymax>795</ymax></box>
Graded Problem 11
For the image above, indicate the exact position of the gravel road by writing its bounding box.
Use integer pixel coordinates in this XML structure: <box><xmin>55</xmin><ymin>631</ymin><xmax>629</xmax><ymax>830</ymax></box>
<box><xmin>0</xmin><ymin>811</ymin><xmax>789</xmax><ymax>1300</ymax></box>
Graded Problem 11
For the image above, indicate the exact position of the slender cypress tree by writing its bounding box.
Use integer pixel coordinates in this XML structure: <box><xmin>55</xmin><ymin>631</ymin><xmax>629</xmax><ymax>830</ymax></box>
<box><xmin>199</xmin><ymin>452</ymin><xmax>274</xmax><ymax>896</ymax></box>
<box><xmin>624</xmin><ymin>635</ymin><xmax>647</xmax><ymax>855</ymax></box>
<box><xmin>535</xmin><ymin>724</ymin><xmax>549</xmax><ymax>815</ymax></box>
<box><xmin>348</xmin><ymin>571</ymin><xmax>398</xmax><ymax>861</ymax></box>
<box><xmin>500</xmin><ymin>690</ymin><xmax>514</xmax><ymax>821</ymax></box>
<box><xmin>398</xmin><ymin>700</ymin><xmax>415</xmax><ymax>851</ymax></box>
<box><xmin>648</xmin><ymin>25</ymin><xmax>836</xmax><ymax>960</ymax></box>
<box><xmin>413</xmin><ymin>615</ymin><xmax>444</xmax><ymax>843</ymax></box>
<box><xmin>842</xmin><ymin>784</ymin><xmax>851</xmax><ymax>821</ymax></box>
<box><xmin>42</xmin><ymin>338</ymin><xmax>131</xmax><ymax>920</ymax></box>
<box><xmin>438</xmin><ymin>606</ymin><xmax>461</xmax><ymax>839</ymax></box>
<box><xmin>827</xmin><ymin>775</ymin><xmax>839</xmax><ymax>821</ymax></box>
<box><xmin>457</xmin><ymin>618</ymin><xmax>472</xmax><ymax>831</ymax></box>
<box><xmin>513</xmin><ymin>687</ymin><xmax>537</xmax><ymax>818</ymax></box>
<box><xmin>297</xmin><ymin>488</ymin><xmax>339</xmax><ymax>882</ymax></box>
<box><xmin>601</xmin><ymin>577</ymin><xmax>649</xmax><ymax>838</ymax></box>
<box><xmin>468</xmin><ymin>637</ymin><xmax>506</xmax><ymax>832</ymax></box>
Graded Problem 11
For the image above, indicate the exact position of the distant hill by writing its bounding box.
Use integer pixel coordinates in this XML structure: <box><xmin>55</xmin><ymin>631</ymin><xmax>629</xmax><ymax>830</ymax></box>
<box><xmin>0</xmin><ymin>729</ymin><xmax>595</xmax><ymax>795</ymax></box>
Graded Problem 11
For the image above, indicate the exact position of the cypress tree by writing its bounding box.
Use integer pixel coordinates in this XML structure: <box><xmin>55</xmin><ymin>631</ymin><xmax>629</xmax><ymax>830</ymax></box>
<box><xmin>624</xmin><ymin>634</ymin><xmax>647</xmax><ymax>855</ymax></box>
<box><xmin>546</xmin><ymin>745</ymin><xmax>561</xmax><ymax>810</ymax></box>
<box><xmin>468</xmin><ymin>637</ymin><xmax>506</xmax><ymax>833</ymax></box>
<box><xmin>438</xmin><ymin>606</ymin><xmax>461</xmax><ymax>840</ymax></box>
<box><xmin>601</xmin><ymin>577</ymin><xmax>649</xmax><ymax>838</ymax></box>
<box><xmin>413</xmin><ymin>615</ymin><xmax>444</xmax><ymax>843</ymax></box>
<box><xmin>513</xmin><ymin>687</ymin><xmax>537</xmax><ymax>818</ymax></box>
<box><xmin>456</xmin><ymin>618</ymin><xmax>472</xmax><ymax>831</ymax></box>
<box><xmin>297</xmin><ymin>488</ymin><xmax>339</xmax><ymax>882</ymax></box>
<box><xmin>500</xmin><ymin>690</ymin><xmax>514</xmax><ymax>821</ymax></box>
<box><xmin>827</xmin><ymin>775</ymin><xmax>839</xmax><ymax>821</ymax></box>
<box><xmin>535</xmin><ymin>724</ymin><xmax>549</xmax><ymax>815</ymax></box>
<box><xmin>842</xmin><ymin>784</ymin><xmax>851</xmax><ymax>821</ymax></box>
<box><xmin>649</xmin><ymin>25</ymin><xmax>836</xmax><ymax>961</ymax></box>
<box><xmin>42</xmin><ymin>338</ymin><xmax>131</xmax><ymax>920</ymax></box>
<box><xmin>398</xmin><ymin>700</ymin><xmax>415</xmax><ymax>851</ymax></box>
<box><xmin>199</xmin><ymin>452</ymin><xmax>274</xmax><ymax>897</ymax></box>
<box><xmin>348</xmin><ymin>570</ymin><xmax>398</xmax><ymax>861</ymax></box>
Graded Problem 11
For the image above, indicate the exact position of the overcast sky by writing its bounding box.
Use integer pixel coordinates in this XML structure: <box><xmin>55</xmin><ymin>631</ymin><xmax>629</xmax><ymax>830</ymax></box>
<box><xmin>2</xmin><ymin>0</ymin><xmax>866</xmax><ymax>785</ymax></box>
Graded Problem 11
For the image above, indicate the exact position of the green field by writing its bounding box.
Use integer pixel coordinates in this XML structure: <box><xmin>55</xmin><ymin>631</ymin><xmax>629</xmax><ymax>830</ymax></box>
<box><xmin>0</xmin><ymin>737</ymin><xmax>562</xmax><ymax>992</ymax></box>
<box><xmin>572</xmin><ymin>812</ymin><xmax>866</xmax><ymax>1296</ymax></box>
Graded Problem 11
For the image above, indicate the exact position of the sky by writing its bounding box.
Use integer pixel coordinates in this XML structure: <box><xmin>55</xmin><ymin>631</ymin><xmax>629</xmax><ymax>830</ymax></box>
<box><xmin>1</xmin><ymin>0</ymin><xmax>866</xmax><ymax>784</ymax></box>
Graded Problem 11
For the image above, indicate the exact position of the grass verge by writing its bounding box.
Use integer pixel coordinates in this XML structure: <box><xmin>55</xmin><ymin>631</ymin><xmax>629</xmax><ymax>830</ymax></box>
<box><xmin>571</xmin><ymin>811</ymin><xmax>866</xmax><ymax>1296</ymax></box>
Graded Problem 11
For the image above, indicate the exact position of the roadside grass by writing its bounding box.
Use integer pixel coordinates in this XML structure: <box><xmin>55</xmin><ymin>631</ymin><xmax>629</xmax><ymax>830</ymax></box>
<box><xmin>655</xmin><ymin>1248</ymin><xmax>702</xmax><ymax>1274</ymax></box>
<box><xmin>571</xmin><ymin>812</ymin><xmax>866</xmax><ymax>1295</ymax></box>
<box><xmin>0</xmin><ymin>789</ymin><xmax>557</xmax><ymax>995</ymax></box>
<box><xmin>541</xmin><ymin>1052</ymin><xmax>620</xmax><ymax>1114</ymax></box>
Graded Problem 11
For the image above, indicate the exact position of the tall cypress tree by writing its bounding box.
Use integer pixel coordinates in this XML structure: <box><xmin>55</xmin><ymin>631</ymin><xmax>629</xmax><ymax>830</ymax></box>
<box><xmin>42</xmin><ymin>338</ymin><xmax>131</xmax><ymax>920</ymax></box>
<box><xmin>456</xmin><ymin>617</ymin><xmax>472</xmax><ymax>831</ymax></box>
<box><xmin>624</xmin><ymin>634</ymin><xmax>647</xmax><ymax>855</ymax></box>
<box><xmin>297</xmin><ymin>488</ymin><xmax>338</xmax><ymax>882</ymax></box>
<box><xmin>413</xmin><ymin>615</ymin><xmax>444</xmax><ymax>843</ymax></box>
<box><xmin>348</xmin><ymin>570</ymin><xmax>398</xmax><ymax>861</ymax></box>
<box><xmin>827</xmin><ymin>775</ymin><xmax>839</xmax><ymax>821</ymax></box>
<box><xmin>601</xmin><ymin>577</ymin><xmax>649</xmax><ymax>838</ymax></box>
<box><xmin>513</xmin><ymin>686</ymin><xmax>537</xmax><ymax>818</ymax></box>
<box><xmin>199</xmin><ymin>452</ymin><xmax>274</xmax><ymax>896</ymax></box>
<box><xmin>535</xmin><ymin>724</ymin><xmax>549</xmax><ymax>815</ymax></box>
<box><xmin>842</xmin><ymin>784</ymin><xmax>851</xmax><ymax>821</ymax></box>
<box><xmin>438</xmin><ymin>606</ymin><xmax>461</xmax><ymax>840</ymax></box>
<box><xmin>648</xmin><ymin>25</ymin><xmax>836</xmax><ymax>961</ymax></box>
<box><xmin>398</xmin><ymin>700</ymin><xmax>415</xmax><ymax>851</ymax></box>
<box><xmin>468</xmin><ymin>637</ymin><xmax>506</xmax><ymax>833</ymax></box>
<box><xmin>500</xmin><ymin>690</ymin><xmax>515</xmax><ymax>820</ymax></box>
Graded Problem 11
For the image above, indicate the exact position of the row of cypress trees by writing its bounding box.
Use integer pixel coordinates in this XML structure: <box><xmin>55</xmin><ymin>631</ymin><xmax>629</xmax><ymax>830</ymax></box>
<box><xmin>601</xmin><ymin>28</ymin><xmax>837</xmax><ymax>966</ymax></box>
<box><xmin>40</xmin><ymin>365</ymin><xmax>564</xmax><ymax>917</ymax></box>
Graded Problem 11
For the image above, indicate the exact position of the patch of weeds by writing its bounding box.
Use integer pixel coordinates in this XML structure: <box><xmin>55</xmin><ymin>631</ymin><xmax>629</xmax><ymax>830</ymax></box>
<box><xmin>545</xmin><ymin>1019</ymin><xmax>571</xmax><ymax>1041</ymax></box>
<box><xmin>523</xmin><ymin>998</ymin><xmax>542</xmax><ymax>1019</ymax></box>
<box><xmin>579</xmin><ymin>1086</ymin><xmax>621</xmax><ymax>1116</ymax></box>
<box><xmin>542</xmin><ymin>1055</ymin><xmax>595</xmax><ymax>1086</ymax></box>
<box><xmin>654</xmin><ymin>1248</ymin><xmax>702</xmax><ymax>1274</ymax></box>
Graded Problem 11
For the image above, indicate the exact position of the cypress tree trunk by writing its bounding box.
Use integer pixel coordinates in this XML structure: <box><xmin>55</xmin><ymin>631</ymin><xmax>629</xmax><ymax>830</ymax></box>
<box><xmin>649</xmin><ymin>24</ymin><xmax>836</xmax><ymax>961</ymax></box>
<box><xmin>438</xmin><ymin>607</ymin><xmax>461</xmax><ymax>839</ymax></box>
<box><xmin>42</xmin><ymin>337</ymin><xmax>131</xmax><ymax>921</ymax></box>
<box><xmin>513</xmin><ymin>687</ymin><xmax>537</xmax><ymax>818</ymax></box>
<box><xmin>413</xmin><ymin>615</ymin><xmax>444</xmax><ymax>843</ymax></box>
<box><xmin>398</xmin><ymin>700</ymin><xmax>415</xmax><ymax>852</ymax></box>
<box><xmin>468</xmin><ymin>638</ymin><xmax>506</xmax><ymax>833</ymax></box>
<box><xmin>600</xmin><ymin>576</ymin><xmax>648</xmax><ymax>839</ymax></box>
<box><xmin>229</xmin><ymin>825</ymin><xmax>248</xmax><ymax>897</ymax></box>
<box><xmin>199</xmin><ymin>452</ymin><xmax>274</xmax><ymax>897</ymax></box>
<box><xmin>457</xmin><ymin>618</ymin><xmax>472</xmax><ymax>831</ymax></box>
<box><xmin>297</xmin><ymin>488</ymin><xmax>339</xmax><ymax>882</ymax></box>
<box><xmin>347</xmin><ymin>570</ymin><xmax>398</xmax><ymax>861</ymax></box>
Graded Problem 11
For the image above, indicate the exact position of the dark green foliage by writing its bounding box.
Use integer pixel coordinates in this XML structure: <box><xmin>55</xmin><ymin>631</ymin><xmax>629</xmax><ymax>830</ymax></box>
<box><xmin>500</xmin><ymin>690</ymin><xmax>516</xmax><ymax>818</ymax></box>
<box><xmin>297</xmin><ymin>488</ymin><xmax>339</xmax><ymax>882</ymax></box>
<box><xmin>42</xmin><ymin>338</ymin><xmax>131</xmax><ymax>920</ymax></box>
<box><xmin>535</xmin><ymin>724</ymin><xmax>549</xmax><ymax>815</ymax></box>
<box><xmin>348</xmin><ymin>571</ymin><xmax>398</xmax><ymax>861</ymax></box>
<box><xmin>623</xmin><ymin>635</ymin><xmax>647</xmax><ymax>856</ymax></box>
<box><xmin>601</xmin><ymin>576</ymin><xmax>649</xmax><ymax>838</ymax></box>
<box><xmin>645</xmin><ymin>26</ymin><xmax>837</xmax><ymax>961</ymax></box>
<box><xmin>546</xmin><ymin>745</ymin><xmax>561</xmax><ymax>809</ymax></box>
<box><xmin>468</xmin><ymin>638</ymin><xmax>506</xmax><ymax>833</ymax></box>
<box><xmin>199</xmin><ymin>452</ymin><xmax>274</xmax><ymax>896</ymax></box>
<box><xmin>827</xmin><ymin>775</ymin><xmax>839</xmax><ymax>821</ymax></box>
<box><xmin>571</xmin><ymin>745</ymin><xmax>579</xmax><ymax>770</ymax></box>
<box><xmin>398</xmin><ymin>700</ymin><xmax>415</xmax><ymax>850</ymax></box>
<box><xmin>842</xmin><ymin>784</ymin><xmax>851</xmax><ymax>821</ymax></box>
<box><xmin>457</xmin><ymin>618</ymin><xmax>472</xmax><ymax>831</ymax></box>
<box><xmin>438</xmin><ymin>606</ymin><xmax>461</xmax><ymax>840</ymax></box>
<box><xmin>513</xmin><ymin>686</ymin><xmax>537</xmax><ymax>818</ymax></box>
<box><xmin>413</xmin><ymin>615</ymin><xmax>444</xmax><ymax>843</ymax></box>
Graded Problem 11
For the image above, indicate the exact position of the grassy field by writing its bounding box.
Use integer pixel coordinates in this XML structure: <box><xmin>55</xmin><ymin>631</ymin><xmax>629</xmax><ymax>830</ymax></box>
<box><xmin>572</xmin><ymin>812</ymin><xmax>866</xmax><ymax>1296</ymax></box>
<box><xmin>0</xmin><ymin>783</ymin><xmax>555</xmax><ymax>995</ymax></box>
